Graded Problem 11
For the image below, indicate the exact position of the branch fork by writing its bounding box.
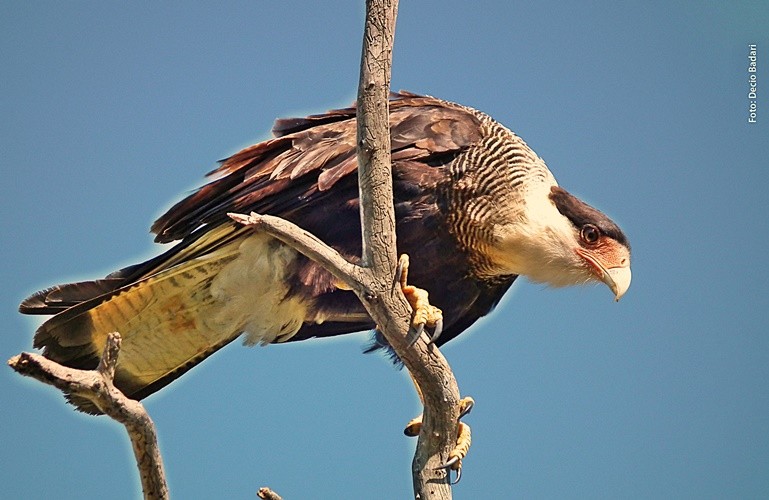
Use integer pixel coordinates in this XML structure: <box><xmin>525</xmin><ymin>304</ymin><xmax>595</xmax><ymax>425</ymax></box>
<box><xmin>11</xmin><ymin>1</ymin><xmax>464</xmax><ymax>498</ymax></box>
<box><xmin>229</xmin><ymin>2</ymin><xmax>464</xmax><ymax>496</ymax></box>
<box><xmin>8</xmin><ymin>333</ymin><xmax>169</xmax><ymax>500</ymax></box>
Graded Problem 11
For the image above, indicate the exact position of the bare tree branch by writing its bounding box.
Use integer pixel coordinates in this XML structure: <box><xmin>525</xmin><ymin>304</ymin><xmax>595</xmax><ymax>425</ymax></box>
<box><xmin>231</xmin><ymin>1</ymin><xmax>463</xmax><ymax>497</ymax></box>
<box><xmin>352</xmin><ymin>2</ymin><xmax>463</xmax><ymax>497</ymax></box>
<box><xmin>8</xmin><ymin>333</ymin><xmax>169</xmax><ymax>500</ymax></box>
<box><xmin>12</xmin><ymin>2</ymin><xmax>464</xmax><ymax>498</ymax></box>
<box><xmin>228</xmin><ymin>212</ymin><xmax>370</xmax><ymax>297</ymax></box>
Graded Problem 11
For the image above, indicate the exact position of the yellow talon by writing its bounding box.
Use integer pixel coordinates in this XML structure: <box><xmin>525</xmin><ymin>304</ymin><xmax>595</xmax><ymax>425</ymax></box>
<box><xmin>333</xmin><ymin>279</ymin><xmax>353</xmax><ymax>291</ymax></box>
<box><xmin>403</xmin><ymin>396</ymin><xmax>475</xmax><ymax>483</ymax></box>
<box><xmin>458</xmin><ymin>396</ymin><xmax>475</xmax><ymax>418</ymax></box>
<box><xmin>396</xmin><ymin>254</ymin><xmax>444</xmax><ymax>344</ymax></box>
<box><xmin>403</xmin><ymin>414</ymin><xmax>422</xmax><ymax>437</ymax></box>
<box><xmin>445</xmin><ymin>421</ymin><xmax>472</xmax><ymax>470</ymax></box>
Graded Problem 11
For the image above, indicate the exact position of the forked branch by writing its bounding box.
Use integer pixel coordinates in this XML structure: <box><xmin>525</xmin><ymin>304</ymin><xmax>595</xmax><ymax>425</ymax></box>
<box><xmin>230</xmin><ymin>1</ymin><xmax>463</xmax><ymax>497</ymax></box>
<box><xmin>8</xmin><ymin>333</ymin><xmax>169</xmax><ymax>500</ymax></box>
<box><xmin>10</xmin><ymin>1</ymin><xmax>464</xmax><ymax>498</ymax></box>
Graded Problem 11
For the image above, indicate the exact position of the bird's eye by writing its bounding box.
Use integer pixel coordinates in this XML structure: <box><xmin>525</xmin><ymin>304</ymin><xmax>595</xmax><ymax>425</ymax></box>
<box><xmin>581</xmin><ymin>224</ymin><xmax>600</xmax><ymax>244</ymax></box>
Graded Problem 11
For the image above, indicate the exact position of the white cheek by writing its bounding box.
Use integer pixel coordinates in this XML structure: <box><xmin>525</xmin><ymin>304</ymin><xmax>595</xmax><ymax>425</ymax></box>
<box><xmin>528</xmin><ymin>263</ymin><xmax>595</xmax><ymax>288</ymax></box>
<box><xmin>490</xmin><ymin>215</ymin><xmax>595</xmax><ymax>287</ymax></box>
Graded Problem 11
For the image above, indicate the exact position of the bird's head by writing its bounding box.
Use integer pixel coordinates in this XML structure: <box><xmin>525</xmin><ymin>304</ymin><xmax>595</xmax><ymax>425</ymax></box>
<box><xmin>488</xmin><ymin>184</ymin><xmax>631</xmax><ymax>300</ymax></box>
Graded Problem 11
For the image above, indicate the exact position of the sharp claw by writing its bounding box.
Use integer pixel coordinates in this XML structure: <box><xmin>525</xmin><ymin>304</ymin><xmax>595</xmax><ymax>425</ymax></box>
<box><xmin>453</xmin><ymin>467</ymin><xmax>462</xmax><ymax>484</ymax></box>
<box><xmin>393</xmin><ymin>261</ymin><xmax>404</xmax><ymax>289</ymax></box>
<box><xmin>405</xmin><ymin>326</ymin><xmax>422</xmax><ymax>347</ymax></box>
<box><xmin>435</xmin><ymin>456</ymin><xmax>460</xmax><ymax>470</ymax></box>
<box><xmin>458</xmin><ymin>398</ymin><xmax>474</xmax><ymax>419</ymax></box>
<box><xmin>428</xmin><ymin>317</ymin><xmax>444</xmax><ymax>344</ymax></box>
<box><xmin>435</xmin><ymin>456</ymin><xmax>462</xmax><ymax>483</ymax></box>
<box><xmin>404</xmin><ymin>422</ymin><xmax>420</xmax><ymax>437</ymax></box>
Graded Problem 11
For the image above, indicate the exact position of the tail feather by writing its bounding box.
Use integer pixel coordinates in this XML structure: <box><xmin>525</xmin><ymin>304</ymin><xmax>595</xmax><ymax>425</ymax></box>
<box><xmin>24</xmin><ymin>229</ymin><xmax>314</xmax><ymax>414</ymax></box>
<box><xmin>19</xmin><ymin>280</ymin><xmax>125</xmax><ymax>315</ymax></box>
<box><xmin>20</xmin><ymin>224</ymin><xmax>246</xmax><ymax>317</ymax></box>
<box><xmin>31</xmin><ymin>243</ymin><xmax>244</xmax><ymax>413</ymax></box>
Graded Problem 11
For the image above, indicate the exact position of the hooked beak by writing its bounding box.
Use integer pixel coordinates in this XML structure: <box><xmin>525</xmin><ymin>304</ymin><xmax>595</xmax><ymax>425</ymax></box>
<box><xmin>576</xmin><ymin>246</ymin><xmax>632</xmax><ymax>301</ymax></box>
<box><xmin>601</xmin><ymin>265</ymin><xmax>632</xmax><ymax>301</ymax></box>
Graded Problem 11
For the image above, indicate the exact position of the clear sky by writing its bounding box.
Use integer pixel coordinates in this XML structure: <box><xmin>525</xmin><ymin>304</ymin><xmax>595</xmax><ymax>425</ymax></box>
<box><xmin>2</xmin><ymin>2</ymin><xmax>768</xmax><ymax>498</ymax></box>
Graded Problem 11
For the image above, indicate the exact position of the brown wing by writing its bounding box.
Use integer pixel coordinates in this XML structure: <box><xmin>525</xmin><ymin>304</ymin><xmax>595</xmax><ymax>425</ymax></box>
<box><xmin>149</xmin><ymin>91</ymin><xmax>482</xmax><ymax>244</ymax></box>
<box><xmin>20</xmin><ymin>91</ymin><xmax>491</xmax><ymax>411</ymax></box>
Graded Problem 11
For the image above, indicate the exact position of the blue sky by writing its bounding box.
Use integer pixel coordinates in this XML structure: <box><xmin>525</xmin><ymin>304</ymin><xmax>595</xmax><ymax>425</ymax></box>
<box><xmin>2</xmin><ymin>2</ymin><xmax>768</xmax><ymax>498</ymax></box>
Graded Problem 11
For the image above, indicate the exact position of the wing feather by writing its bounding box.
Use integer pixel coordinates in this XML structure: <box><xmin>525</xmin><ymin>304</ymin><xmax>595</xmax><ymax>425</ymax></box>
<box><xmin>151</xmin><ymin>92</ymin><xmax>482</xmax><ymax>244</ymax></box>
<box><xmin>20</xmin><ymin>91</ymin><xmax>499</xmax><ymax>410</ymax></box>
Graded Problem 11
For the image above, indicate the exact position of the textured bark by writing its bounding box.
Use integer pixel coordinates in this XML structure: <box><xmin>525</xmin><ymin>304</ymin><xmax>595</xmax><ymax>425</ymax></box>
<box><xmin>10</xmin><ymin>2</ymin><xmax>462</xmax><ymax>497</ymax></box>
<box><xmin>8</xmin><ymin>333</ymin><xmax>169</xmax><ymax>500</ymax></box>
<box><xmin>355</xmin><ymin>3</ymin><xmax>460</xmax><ymax>498</ymax></box>
<box><xmin>233</xmin><ymin>1</ymin><xmax>462</xmax><ymax>498</ymax></box>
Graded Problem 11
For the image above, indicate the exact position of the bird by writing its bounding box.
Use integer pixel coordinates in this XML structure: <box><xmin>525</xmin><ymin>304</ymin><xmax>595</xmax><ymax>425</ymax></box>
<box><xmin>20</xmin><ymin>91</ymin><xmax>631</xmax><ymax>415</ymax></box>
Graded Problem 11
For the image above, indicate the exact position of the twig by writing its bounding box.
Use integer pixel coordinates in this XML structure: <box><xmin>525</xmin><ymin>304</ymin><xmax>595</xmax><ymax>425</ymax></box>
<box><xmin>12</xmin><ymin>2</ymin><xmax>462</xmax><ymax>498</ymax></box>
<box><xmin>227</xmin><ymin>212</ymin><xmax>369</xmax><ymax>297</ymax></box>
<box><xmin>349</xmin><ymin>1</ymin><xmax>463</xmax><ymax>497</ymax></box>
<box><xmin>8</xmin><ymin>333</ymin><xmax>169</xmax><ymax>500</ymax></box>
<box><xmin>257</xmin><ymin>487</ymin><xmax>283</xmax><ymax>500</ymax></box>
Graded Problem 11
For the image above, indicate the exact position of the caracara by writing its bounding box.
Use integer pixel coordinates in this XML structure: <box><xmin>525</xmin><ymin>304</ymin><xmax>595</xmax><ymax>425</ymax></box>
<box><xmin>20</xmin><ymin>92</ymin><xmax>631</xmax><ymax>414</ymax></box>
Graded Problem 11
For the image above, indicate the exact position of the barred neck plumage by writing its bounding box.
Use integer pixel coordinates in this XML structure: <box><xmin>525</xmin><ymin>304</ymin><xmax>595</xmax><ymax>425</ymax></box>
<box><xmin>443</xmin><ymin>112</ymin><xmax>558</xmax><ymax>280</ymax></box>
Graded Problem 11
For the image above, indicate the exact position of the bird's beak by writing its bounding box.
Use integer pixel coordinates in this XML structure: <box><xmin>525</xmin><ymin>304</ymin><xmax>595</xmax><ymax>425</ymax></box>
<box><xmin>602</xmin><ymin>265</ymin><xmax>631</xmax><ymax>301</ymax></box>
<box><xmin>576</xmin><ymin>246</ymin><xmax>632</xmax><ymax>301</ymax></box>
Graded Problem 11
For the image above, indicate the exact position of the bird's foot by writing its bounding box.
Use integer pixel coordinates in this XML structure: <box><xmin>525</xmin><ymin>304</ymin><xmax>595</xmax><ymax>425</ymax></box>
<box><xmin>403</xmin><ymin>396</ymin><xmax>474</xmax><ymax>484</ymax></box>
<box><xmin>395</xmin><ymin>254</ymin><xmax>444</xmax><ymax>346</ymax></box>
